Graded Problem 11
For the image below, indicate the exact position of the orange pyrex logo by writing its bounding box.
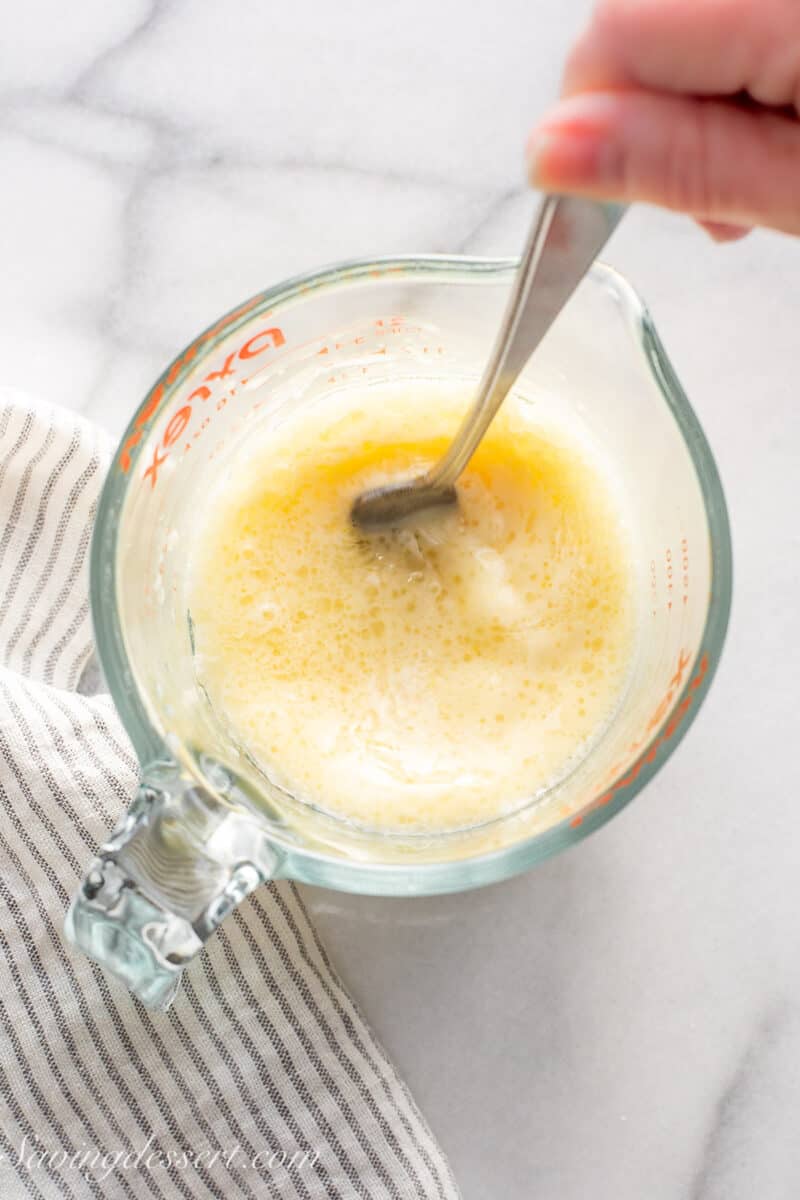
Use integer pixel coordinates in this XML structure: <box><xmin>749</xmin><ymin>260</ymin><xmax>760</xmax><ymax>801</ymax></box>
<box><xmin>119</xmin><ymin>300</ymin><xmax>284</xmax><ymax>487</ymax></box>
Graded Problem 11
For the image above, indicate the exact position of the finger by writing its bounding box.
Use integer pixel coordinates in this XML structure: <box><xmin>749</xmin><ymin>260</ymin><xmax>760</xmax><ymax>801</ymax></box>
<box><xmin>696</xmin><ymin>220</ymin><xmax>752</xmax><ymax>242</ymax></box>
<box><xmin>527</xmin><ymin>89</ymin><xmax>800</xmax><ymax>236</ymax></box>
<box><xmin>563</xmin><ymin>0</ymin><xmax>800</xmax><ymax>108</ymax></box>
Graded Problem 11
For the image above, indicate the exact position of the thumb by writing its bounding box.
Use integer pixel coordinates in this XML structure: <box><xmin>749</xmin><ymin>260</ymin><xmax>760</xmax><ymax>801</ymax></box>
<box><xmin>527</xmin><ymin>89</ymin><xmax>800</xmax><ymax>237</ymax></box>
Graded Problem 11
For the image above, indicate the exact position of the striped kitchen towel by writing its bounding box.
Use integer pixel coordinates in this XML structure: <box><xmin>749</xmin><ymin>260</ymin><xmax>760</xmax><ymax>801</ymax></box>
<box><xmin>0</xmin><ymin>389</ymin><xmax>460</xmax><ymax>1200</ymax></box>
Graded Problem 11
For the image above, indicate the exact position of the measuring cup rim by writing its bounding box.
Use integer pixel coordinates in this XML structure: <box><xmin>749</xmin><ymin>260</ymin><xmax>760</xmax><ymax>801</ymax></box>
<box><xmin>90</xmin><ymin>253</ymin><xmax>733</xmax><ymax>893</ymax></box>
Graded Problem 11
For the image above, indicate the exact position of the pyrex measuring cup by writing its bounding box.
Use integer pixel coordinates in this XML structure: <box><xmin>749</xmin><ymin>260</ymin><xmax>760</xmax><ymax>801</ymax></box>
<box><xmin>66</xmin><ymin>255</ymin><xmax>732</xmax><ymax>1010</ymax></box>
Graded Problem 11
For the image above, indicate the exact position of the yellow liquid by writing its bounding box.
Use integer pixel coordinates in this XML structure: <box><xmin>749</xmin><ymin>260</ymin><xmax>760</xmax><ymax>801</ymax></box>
<box><xmin>188</xmin><ymin>384</ymin><xmax>637</xmax><ymax>831</ymax></box>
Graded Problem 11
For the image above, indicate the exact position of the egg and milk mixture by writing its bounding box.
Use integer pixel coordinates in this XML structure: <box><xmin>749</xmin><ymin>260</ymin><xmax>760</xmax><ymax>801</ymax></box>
<box><xmin>188</xmin><ymin>383</ymin><xmax>636</xmax><ymax>832</ymax></box>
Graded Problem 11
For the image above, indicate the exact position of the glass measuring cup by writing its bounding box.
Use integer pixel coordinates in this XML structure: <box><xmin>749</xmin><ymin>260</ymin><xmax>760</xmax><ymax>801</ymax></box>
<box><xmin>66</xmin><ymin>255</ymin><xmax>732</xmax><ymax>1010</ymax></box>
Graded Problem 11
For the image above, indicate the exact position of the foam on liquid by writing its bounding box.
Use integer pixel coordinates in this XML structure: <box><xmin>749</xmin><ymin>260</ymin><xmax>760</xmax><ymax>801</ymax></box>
<box><xmin>188</xmin><ymin>382</ymin><xmax>637</xmax><ymax>832</ymax></box>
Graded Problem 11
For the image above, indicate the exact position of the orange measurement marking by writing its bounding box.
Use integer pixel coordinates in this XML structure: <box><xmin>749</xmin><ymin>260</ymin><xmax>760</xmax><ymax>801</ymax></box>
<box><xmin>569</xmin><ymin>650</ymin><xmax>708</xmax><ymax>828</ymax></box>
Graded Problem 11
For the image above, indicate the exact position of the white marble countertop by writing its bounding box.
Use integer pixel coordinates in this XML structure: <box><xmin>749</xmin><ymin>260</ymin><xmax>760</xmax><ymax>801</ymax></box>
<box><xmin>4</xmin><ymin>2</ymin><xmax>800</xmax><ymax>1196</ymax></box>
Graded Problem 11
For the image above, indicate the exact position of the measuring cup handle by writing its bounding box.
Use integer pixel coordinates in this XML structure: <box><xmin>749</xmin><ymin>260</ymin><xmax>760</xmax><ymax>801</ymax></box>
<box><xmin>65</xmin><ymin>776</ymin><xmax>283</xmax><ymax>1010</ymax></box>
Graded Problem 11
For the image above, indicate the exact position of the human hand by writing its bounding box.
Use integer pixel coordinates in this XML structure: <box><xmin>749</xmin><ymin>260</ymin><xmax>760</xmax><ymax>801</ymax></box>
<box><xmin>528</xmin><ymin>0</ymin><xmax>800</xmax><ymax>239</ymax></box>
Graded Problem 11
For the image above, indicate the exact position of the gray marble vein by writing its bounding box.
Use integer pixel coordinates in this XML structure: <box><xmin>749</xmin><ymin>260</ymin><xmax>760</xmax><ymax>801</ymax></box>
<box><xmin>691</xmin><ymin>1004</ymin><xmax>800</xmax><ymax>1200</ymax></box>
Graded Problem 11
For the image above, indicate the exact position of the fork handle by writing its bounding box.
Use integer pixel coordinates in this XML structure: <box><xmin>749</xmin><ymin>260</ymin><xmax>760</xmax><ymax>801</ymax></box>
<box><xmin>427</xmin><ymin>195</ymin><xmax>626</xmax><ymax>491</ymax></box>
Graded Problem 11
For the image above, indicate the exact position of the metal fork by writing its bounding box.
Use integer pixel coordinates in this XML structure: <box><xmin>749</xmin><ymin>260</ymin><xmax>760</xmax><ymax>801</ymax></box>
<box><xmin>351</xmin><ymin>195</ymin><xmax>625</xmax><ymax>529</ymax></box>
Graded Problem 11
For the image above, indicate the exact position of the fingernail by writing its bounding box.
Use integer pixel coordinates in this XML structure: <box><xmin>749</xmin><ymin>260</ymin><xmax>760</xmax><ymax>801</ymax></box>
<box><xmin>527</xmin><ymin>93</ymin><xmax>627</xmax><ymax>189</ymax></box>
<box><xmin>528</xmin><ymin>126</ymin><xmax>615</xmax><ymax>189</ymax></box>
<box><xmin>526</xmin><ymin>129</ymin><xmax>558</xmax><ymax>187</ymax></box>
